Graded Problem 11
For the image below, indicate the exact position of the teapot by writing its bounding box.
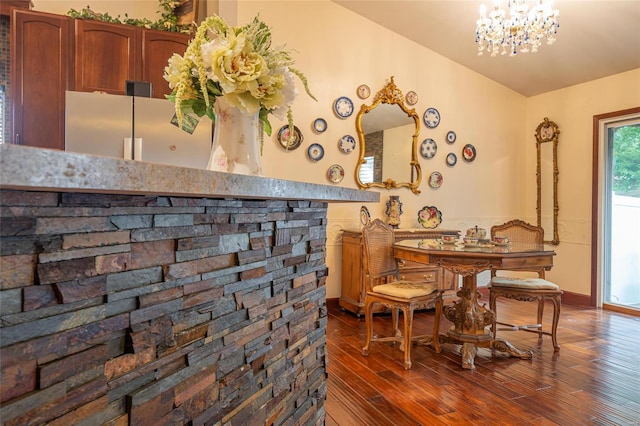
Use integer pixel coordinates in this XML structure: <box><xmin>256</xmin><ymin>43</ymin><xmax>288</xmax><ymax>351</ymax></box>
<box><xmin>466</xmin><ymin>226</ymin><xmax>487</xmax><ymax>240</ymax></box>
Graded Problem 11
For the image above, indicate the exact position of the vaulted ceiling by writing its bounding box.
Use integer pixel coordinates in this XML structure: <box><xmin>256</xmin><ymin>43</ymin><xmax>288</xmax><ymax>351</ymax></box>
<box><xmin>333</xmin><ymin>1</ymin><xmax>640</xmax><ymax>97</ymax></box>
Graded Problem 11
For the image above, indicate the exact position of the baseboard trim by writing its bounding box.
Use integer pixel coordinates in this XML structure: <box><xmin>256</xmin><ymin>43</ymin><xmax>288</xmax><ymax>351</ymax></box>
<box><xmin>327</xmin><ymin>298</ymin><xmax>340</xmax><ymax>311</ymax></box>
<box><xmin>603</xmin><ymin>303</ymin><xmax>640</xmax><ymax>317</ymax></box>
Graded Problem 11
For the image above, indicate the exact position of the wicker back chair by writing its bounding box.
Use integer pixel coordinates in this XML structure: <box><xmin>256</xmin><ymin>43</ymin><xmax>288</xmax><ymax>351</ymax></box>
<box><xmin>489</xmin><ymin>219</ymin><xmax>563</xmax><ymax>351</ymax></box>
<box><xmin>361</xmin><ymin>219</ymin><xmax>443</xmax><ymax>369</ymax></box>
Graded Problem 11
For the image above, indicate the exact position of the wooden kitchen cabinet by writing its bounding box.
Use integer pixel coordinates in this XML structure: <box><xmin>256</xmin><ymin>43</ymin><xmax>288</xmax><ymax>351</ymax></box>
<box><xmin>10</xmin><ymin>9</ymin><xmax>73</xmax><ymax>149</ymax></box>
<box><xmin>142</xmin><ymin>30</ymin><xmax>189</xmax><ymax>99</ymax></box>
<box><xmin>75</xmin><ymin>19</ymin><xmax>141</xmax><ymax>95</ymax></box>
<box><xmin>340</xmin><ymin>228</ymin><xmax>460</xmax><ymax>316</ymax></box>
<box><xmin>9</xmin><ymin>9</ymin><xmax>190</xmax><ymax>150</ymax></box>
<box><xmin>74</xmin><ymin>21</ymin><xmax>189</xmax><ymax>97</ymax></box>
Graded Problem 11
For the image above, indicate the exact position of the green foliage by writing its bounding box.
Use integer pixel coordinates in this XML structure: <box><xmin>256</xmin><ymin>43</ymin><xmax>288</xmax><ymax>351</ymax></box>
<box><xmin>612</xmin><ymin>124</ymin><xmax>640</xmax><ymax>197</ymax></box>
<box><xmin>67</xmin><ymin>0</ymin><xmax>192</xmax><ymax>33</ymax></box>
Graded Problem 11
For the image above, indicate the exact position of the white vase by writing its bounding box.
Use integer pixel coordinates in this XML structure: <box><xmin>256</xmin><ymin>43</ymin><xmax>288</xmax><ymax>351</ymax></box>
<box><xmin>207</xmin><ymin>97</ymin><xmax>263</xmax><ymax>176</ymax></box>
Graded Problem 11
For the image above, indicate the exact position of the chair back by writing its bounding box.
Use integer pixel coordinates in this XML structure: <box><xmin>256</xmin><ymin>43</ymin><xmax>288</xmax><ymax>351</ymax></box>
<box><xmin>362</xmin><ymin>218</ymin><xmax>400</xmax><ymax>288</ymax></box>
<box><xmin>491</xmin><ymin>219</ymin><xmax>543</xmax><ymax>244</ymax></box>
<box><xmin>491</xmin><ymin>219</ymin><xmax>545</xmax><ymax>278</ymax></box>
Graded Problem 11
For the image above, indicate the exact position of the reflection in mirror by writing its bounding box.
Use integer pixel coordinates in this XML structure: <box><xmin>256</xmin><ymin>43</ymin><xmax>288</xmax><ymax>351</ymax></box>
<box><xmin>355</xmin><ymin>77</ymin><xmax>421</xmax><ymax>193</ymax></box>
<box><xmin>535</xmin><ymin>117</ymin><xmax>560</xmax><ymax>245</ymax></box>
<box><xmin>359</xmin><ymin>104</ymin><xmax>414</xmax><ymax>184</ymax></box>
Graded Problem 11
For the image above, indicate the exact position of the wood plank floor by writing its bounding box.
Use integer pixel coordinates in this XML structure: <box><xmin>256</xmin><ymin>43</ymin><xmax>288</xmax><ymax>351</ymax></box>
<box><xmin>325</xmin><ymin>299</ymin><xmax>640</xmax><ymax>425</ymax></box>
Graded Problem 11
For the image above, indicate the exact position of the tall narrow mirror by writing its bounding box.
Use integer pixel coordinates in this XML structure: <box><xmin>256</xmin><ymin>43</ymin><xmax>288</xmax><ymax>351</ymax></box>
<box><xmin>535</xmin><ymin>117</ymin><xmax>560</xmax><ymax>244</ymax></box>
<box><xmin>355</xmin><ymin>77</ymin><xmax>422</xmax><ymax>194</ymax></box>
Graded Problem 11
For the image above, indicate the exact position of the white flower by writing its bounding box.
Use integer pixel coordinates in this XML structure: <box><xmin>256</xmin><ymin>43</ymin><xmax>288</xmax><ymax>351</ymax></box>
<box><xmin>271</xmin><ymin>67</ymin><xmax>298</xmax><ymax>120</ymax></box>
<box><xmin>163</xmin><ymin>53</ymin><xmax>186</xmax><ymax>90</ymax></box>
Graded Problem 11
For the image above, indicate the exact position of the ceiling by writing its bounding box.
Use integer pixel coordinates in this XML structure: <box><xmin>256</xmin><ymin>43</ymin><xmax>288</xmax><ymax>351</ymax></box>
<box><xmin>333</xmin><ymin>0</ymin><xmax>640</xmax><ymax>97</ymax></box>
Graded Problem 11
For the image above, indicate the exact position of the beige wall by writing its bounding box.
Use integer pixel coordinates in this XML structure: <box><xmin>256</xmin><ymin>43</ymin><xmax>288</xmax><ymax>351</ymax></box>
<box><xmin>33</xmin><ymin>1</ymin><xmax>159</xmax><ymax>19</ymax></box>
<box><xmin>525</xmin><ymin>69</ymin><xmax>640</xmax><ymax>296</ymax></box>
<box><xmin>32</xmin><ymin>0</ymin><xmax>638</xmax><ymax>300</ymax></box>
<box><xmin>237</xmin><ymin>1</ymin><xmax>527</xmax><ymax>298</ymax></box>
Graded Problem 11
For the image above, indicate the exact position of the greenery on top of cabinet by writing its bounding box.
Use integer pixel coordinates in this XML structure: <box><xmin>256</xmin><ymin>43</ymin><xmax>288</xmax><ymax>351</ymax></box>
<box><xmin>67</xmin><ymin>0</ymin><xmax>191</xmax><ymax>33</ymax></box>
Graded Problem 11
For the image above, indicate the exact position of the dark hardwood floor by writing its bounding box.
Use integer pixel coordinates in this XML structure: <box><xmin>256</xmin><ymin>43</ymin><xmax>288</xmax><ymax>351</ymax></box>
<box><xmin>325</xmin><ymin>299</ymin><xmax>640</xmax><ymax>425</ymax></box>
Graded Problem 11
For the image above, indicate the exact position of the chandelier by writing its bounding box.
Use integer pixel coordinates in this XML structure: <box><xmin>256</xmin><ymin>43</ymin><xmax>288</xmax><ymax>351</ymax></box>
<box><xmin>476</xmin><ymin>0</ymin><xmax>560</xmax><ymax>57</ymax></box>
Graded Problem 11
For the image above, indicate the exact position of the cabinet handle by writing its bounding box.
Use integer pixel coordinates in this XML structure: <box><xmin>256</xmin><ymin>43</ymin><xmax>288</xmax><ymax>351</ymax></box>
<box><xmin>397</xmin><ymin>259</ymin><xmax>406</xmax><ymax>267</ymax></box>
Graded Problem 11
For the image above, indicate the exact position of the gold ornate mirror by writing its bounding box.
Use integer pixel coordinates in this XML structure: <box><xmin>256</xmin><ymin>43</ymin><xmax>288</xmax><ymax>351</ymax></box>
<box><xmin>535</xmin><ymin>117</ymin><xmax>560</xmax><ymax>245</ymax></box>
<box><xmin>355</xmin><ymin>77</ymin><xmax>422</xmax><ymax>194</ymax></box>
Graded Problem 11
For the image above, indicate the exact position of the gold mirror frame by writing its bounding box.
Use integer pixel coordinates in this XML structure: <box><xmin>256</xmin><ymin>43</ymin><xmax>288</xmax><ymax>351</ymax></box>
<box><xmin>535</xmin><ymin>117</ymin><xmax>560</xmax><ymax>245</ymax></box>
<box><xmin>355</xmin><ymin>77</ymin><xmax>422</xmax><ymax>194</ymax></box>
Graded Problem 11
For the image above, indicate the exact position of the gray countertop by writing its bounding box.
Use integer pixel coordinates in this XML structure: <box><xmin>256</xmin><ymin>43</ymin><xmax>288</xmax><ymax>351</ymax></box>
<box><xmin>0</xmin><ymin>145</ymin><xmax>379</xmax><ymax>203</ymax></box>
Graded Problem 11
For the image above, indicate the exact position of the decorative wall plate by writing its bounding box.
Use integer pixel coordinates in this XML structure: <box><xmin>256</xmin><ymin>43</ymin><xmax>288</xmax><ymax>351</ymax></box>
<box><xmin>417</xmin><ymin>205</ymin><xmax>442</xmax><ymax>229</ymax></box>
<box><xmin>277</xmin><ymin>125</ymin><xmax>303</xmax><ymax>150</ymax></box>
<box><xmin>327</xmin><ymin>164</ymin><xmax>345</xmax><ymax>183</ymax></box>
<box><xmin>360</xmin><ymin>205</ymin><xmax>371</xmax><ymax>226</ymax></box>
<box><xmin>357</xmin><ymin>84</ymin><xmax>371</xmax><ymax>99</ymax></box>
<box><xmin>446</xmin><ymin>131</ymin><xmax>456</xmax><ymax>144</ymax></box>
<box><xmin>405</xmin><ymin>91</ymin><xmax>418</xmax><ymax>105</ymax></box>
<box><xmin>462</xmin><ymin>144</ymin><xmax>477</xmax><ymax>162</ymax></box>
<box><xmin>313</xmin><ymin>118</ymin><xmax>327</xmax><ymax>133</ymax></box>
<box><xmin>446</xmin><ymin>152</ymin><xmax>457</xmax><ymax>167</ymax></box>
<box><xmin>307</xmin><ymin>143</ymin><xmax>324</xmax><ymax>161</ymax></box>
<box><xmin>339</xmin><ymin>134</ymin><xmax>356</xmax><ymax>153</ymax></box>
<box><xmin>420</xmin><ymin>138</ymin><xmax>437</xmax><ymax>159</ymax></box>
<box><xmin>423</xmin><ymin>107</ymin><xmax>441</xmax><ymax>128</ymax></box>
<box><xmin>429</xmin><ymin>171</ymin><xmax>443</xmax><ymax>188</ymax></box>
<box><xmin>334</xmin><ymin>96</ymin><xmax>354</xmax><ymax>118</ymax></box>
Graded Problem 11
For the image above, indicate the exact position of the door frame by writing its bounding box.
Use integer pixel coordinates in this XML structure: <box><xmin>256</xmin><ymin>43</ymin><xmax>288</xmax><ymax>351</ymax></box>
<box><xmin>591</xmin><ymin>106</ymin><xmax>640</xmax><ymax>313</ymax></box>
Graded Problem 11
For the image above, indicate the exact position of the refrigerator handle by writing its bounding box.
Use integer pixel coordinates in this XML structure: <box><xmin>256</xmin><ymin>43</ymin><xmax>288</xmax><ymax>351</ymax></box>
<box><xmin>123</xmin><ymin>138</ymin><xmax>132</xmax><ymax>160</ymax></box>
<box><xmin>134</xmin><ymin>138</ymin><xmax>143</xmax><ymax>161</ymax></box>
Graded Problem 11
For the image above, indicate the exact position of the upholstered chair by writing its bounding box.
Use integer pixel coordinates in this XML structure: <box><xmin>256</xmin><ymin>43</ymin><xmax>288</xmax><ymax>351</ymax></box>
<box><xmin>361</xmin><ymin>219</ymin><xmax>443</xmax><ymax>369</ymax></box>
<box><xmin>488</xmin><ymin>219</ymin><xmax>563</xmax><ymax>351</ymax></box>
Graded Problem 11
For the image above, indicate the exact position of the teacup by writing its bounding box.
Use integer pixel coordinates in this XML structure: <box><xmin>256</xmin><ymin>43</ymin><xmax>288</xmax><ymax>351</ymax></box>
<box><xmin>463</xmin><ymin>237</ymin><xmax>478</xmax><ymax>246</ymax></box>
<box><xmin>493</xmin><ymin>236</ymin><xmax>510</xmax><ymax>244</ymax></box>
<box><xmin>466</xmin><ymin>227</ymin><xmax>487</xmax><ymax>239</ymax></box>
<box><xmin>442</xmin><ymin>235</ymin><xmax>457</xmax><ymax>243</ymax></box>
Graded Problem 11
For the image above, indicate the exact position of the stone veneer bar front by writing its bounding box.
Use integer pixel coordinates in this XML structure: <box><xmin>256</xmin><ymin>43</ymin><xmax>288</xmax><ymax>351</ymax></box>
<box><xmin>0</xmin><ymin>145</ymin><xmax>378</xmax><ymax>425</ymax></box>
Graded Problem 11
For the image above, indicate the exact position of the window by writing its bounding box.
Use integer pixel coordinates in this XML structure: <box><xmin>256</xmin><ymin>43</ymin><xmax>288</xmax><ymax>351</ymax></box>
<box><xmin>359</xmin><ymin>155</ymin><xmax>375</xmax><ymax>183</ymax></box>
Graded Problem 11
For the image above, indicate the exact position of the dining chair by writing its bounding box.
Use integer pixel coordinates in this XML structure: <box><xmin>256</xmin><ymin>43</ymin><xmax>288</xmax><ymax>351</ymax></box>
<box><xmin>361</xmin><ymin>218</ymin><xmax>443</xmax><ymax>369</ymax></box>
<box><xmin>488</xmin><ymin>219</ymin><xmax>563</xmax><ymax>351</ymax></box>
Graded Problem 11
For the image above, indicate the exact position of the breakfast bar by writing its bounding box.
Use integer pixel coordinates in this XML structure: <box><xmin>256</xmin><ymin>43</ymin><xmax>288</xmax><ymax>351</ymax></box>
<box><xmin>0</xmin><ymin>144</ymin><xmax>378</xmax><ymax>425</ymax></box>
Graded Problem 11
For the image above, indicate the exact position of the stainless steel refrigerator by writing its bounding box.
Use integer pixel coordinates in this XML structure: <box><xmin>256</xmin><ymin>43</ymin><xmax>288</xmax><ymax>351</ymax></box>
<box><xmin>65</xmin><ymin>91</ymin><xmax>212</xmax><ymax>169</ymax></box>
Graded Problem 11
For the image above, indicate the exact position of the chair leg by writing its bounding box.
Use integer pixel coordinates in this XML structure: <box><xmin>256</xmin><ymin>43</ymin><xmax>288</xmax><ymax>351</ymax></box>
<box><xmin>489</xmin><ymin>290</ymin><xmax>498</xmax><ymax>339</ymax></box>
<box><xmin>536</xmin><ymin>298</ymin><xmax>545</xmax><ymax>339</ymax></box>
<box><xmin>402</xmin><ymin>306</ymin><xmax>413</xmax><ymax>369</ymax></box>
<box><xmin>362</xmin><ymin>298</ymin><xmax>374</xmax><ymax>356</ymax></box>
<box><xmin>392</xmin><ymin>308</ymin><xmax>403</xmax><ymax>342</ymax></box>
<box><xmin>432</xmin><ymin>295</ymin><xmax>442</xmax><ymax>354</ymax></box>
<box><xmin>550</xmin><ymin>296</ymin><xmax>561</xmax><ymax>352</ymax></box>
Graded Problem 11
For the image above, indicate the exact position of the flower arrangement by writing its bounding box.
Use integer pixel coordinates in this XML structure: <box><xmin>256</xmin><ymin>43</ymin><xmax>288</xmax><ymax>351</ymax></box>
<box><xmin>163</xmin><ymin>14</ymin><xmax>316</xmax><ymax>146</ymax></box>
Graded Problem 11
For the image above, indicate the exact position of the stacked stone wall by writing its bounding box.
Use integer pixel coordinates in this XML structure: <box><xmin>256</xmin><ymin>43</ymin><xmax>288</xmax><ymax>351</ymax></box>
<box><xmin>0</xmin><ymin>190</ymin><xmax>328</xmax><ymax>425</ymax></box>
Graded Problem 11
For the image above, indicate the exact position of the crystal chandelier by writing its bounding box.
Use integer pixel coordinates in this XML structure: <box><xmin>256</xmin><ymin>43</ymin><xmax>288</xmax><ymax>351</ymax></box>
<box><xmin>476</xmin><ymin>0</ymin><xmax>560</xmax><ymax>56</ymax></box>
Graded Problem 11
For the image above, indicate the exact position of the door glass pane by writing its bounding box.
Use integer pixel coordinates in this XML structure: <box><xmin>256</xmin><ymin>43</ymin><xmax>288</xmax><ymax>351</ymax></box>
<box><xmin>605</xmin><ymin>119</ymin><xmax>640</xmax><ymax>309</ymax></box>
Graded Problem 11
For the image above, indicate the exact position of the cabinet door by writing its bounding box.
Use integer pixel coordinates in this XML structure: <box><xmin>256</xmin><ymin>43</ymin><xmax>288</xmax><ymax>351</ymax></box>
<box><xmin>142</xmin><ymin>29</ymin><xmax>188</xmax><ymax>99</ymax></box>
<box><xmin>75</xmin><ymin>20</ymin><xmax>141</xmax><ymax>94</ymax></box>
<box><xmin>11</xmin><ymin>9</ymin><xmax>73</xmax><ymax>149</ymax></box>
<box><xmin>340</xmin><ymin>233</ymin><xmax>365</xmax><ymax>314</ymax></box>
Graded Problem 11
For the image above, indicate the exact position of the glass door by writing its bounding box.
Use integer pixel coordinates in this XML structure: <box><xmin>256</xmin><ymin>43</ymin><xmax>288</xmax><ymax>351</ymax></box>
<box><xmin>603</xmin><ymin>116</ymin><xmax>640</xmax><ymax>311</ymax></box>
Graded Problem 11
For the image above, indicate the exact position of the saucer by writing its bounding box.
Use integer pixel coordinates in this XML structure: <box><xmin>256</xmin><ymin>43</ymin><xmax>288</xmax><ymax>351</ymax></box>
<box><xmin>492</xmin><ymin>241</ymin><xmax>511</xmax><ymax>247</ymax></box>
